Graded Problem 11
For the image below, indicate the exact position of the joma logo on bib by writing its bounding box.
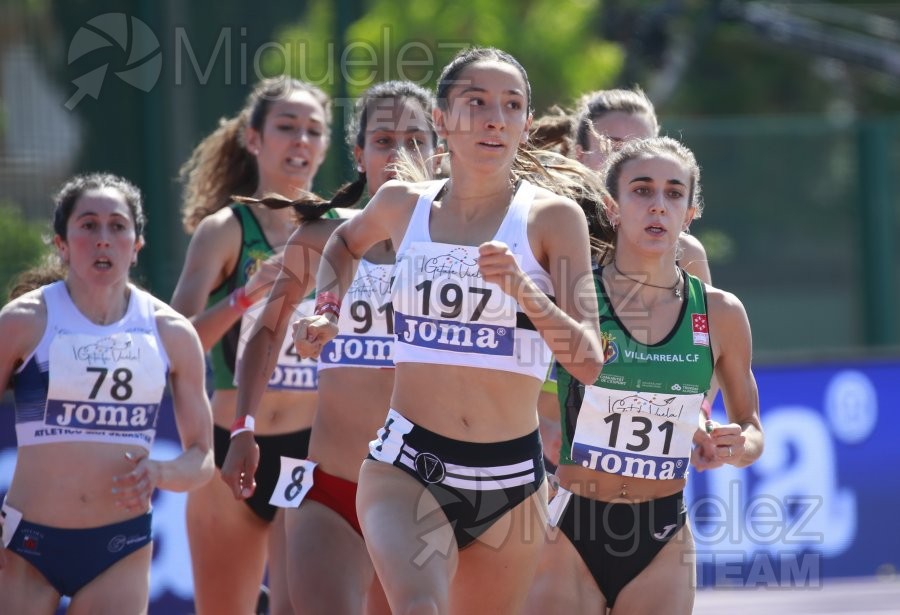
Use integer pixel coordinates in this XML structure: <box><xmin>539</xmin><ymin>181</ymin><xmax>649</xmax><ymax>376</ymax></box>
<box><xmin>268</xmin><ymin>365</ymin><xmax>317</xmax><ymax>390</ymax></box>
<box><xmin>323</xmin><ymin>336</ymin><xmax>393</xmax><ymax>366</ymax></box>
<box><xmin>395</xmin><ymin>313</ymin><xmax>514</xmax><ymax>356</ymax></box>
<box><xmin>47</xmin><ymin>400</ymin><xmax>157</xmax><ymax>430</ymax></box>
<box><xmin>574</xmin><ymin>444</ymin><xmax>686</xmax><ymax>480</ymax></box>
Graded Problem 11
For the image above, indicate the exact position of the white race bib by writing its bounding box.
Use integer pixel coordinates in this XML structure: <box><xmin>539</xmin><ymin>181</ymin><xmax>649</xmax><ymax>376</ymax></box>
<box><xmin>319</xmin><ymin>261</ymin><xmax>395</xmax><ymax>368</ymax></box>
<box><xmin>43</xmin><ymin>331</ymin><xmax>166</xmax><ymax>447</ymax></box>
<box><xmin>1</xmin><ymin>501</ymin><xmax>23</xmax><ymax>548</ymax></box>
<box><xmin>368</xmin><ymin>409</ymin><xmax>415</xmax><ymax>464</ymax></box>
<box><xmin>269</xmin><ymin>457</ymin><xmax>318</xmax><ymax>508</ymax></box>
<box><xmin>571</xmin><ymin>386</ymin><xmax>701</xmax><ymax>480</ymax></box>
<box><xmin>391</xmin><ymin>242</ymin><xmax>517</xmax><ymax>356</ymax></box>
<box><xmin>236</xmin><ymin>298</ymin><xmax>318</xmax><ymax>391</ymax></box>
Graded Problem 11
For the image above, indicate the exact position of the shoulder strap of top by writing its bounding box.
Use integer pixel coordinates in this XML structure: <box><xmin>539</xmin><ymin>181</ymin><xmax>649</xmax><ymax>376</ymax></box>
<box><xmin>231</xmin><ymin>203</ymin><xmax>268</xmax><ymax>247</ymax></box>
<box><xmin>494</xmin><ymin>179</ymin><xmax>535</xmax><ymax>244</ymax></box>
<box><xmin>396</xmin><ymin>179</ymin><xmax>449</xmax><ymax>255</ymax></box>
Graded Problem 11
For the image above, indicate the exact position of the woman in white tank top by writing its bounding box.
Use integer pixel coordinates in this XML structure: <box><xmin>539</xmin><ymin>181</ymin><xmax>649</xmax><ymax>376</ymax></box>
<box><xmin>296</xmin><ymin>48</ymin><xmax>607</xmax><ymax>615</ymax></box>
<box><xmin>0</xmin><ymin>173</ymin><xmax>213</xmax><ymax>614</ymax></box>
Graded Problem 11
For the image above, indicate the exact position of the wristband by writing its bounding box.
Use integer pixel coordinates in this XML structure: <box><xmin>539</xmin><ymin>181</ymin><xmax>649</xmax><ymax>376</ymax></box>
<box><xmin>230</xmin><ymin>415</ymin><xmax>255</xmax><ymax>439</ymax></box>
<box><xmin>314</xmin><ymin>291</ymin><xmax>341</xmax><ymax>319</ymax></box>
<box><xmin>229</xmin><ymin>287</ymin><xmax>253</xmax><ymax>313</ymax></box>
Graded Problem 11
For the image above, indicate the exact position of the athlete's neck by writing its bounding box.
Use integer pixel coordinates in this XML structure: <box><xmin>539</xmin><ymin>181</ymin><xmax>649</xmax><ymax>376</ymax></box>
<box><xmin>64</xmin><ymin>277</ymin><xmax>131</xmax><ymax>325</ymax></box>
<box><xmin>443</xmin><ymin>173</ymin><xmax>516</xmax><ymax>219</ymax></box>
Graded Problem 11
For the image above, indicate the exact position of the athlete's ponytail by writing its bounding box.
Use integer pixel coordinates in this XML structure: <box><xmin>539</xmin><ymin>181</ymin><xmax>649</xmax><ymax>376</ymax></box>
<box><xmin>232</xmin><ymin>175</ymin><xmax>367</xmax><ymax>222</ymax></box>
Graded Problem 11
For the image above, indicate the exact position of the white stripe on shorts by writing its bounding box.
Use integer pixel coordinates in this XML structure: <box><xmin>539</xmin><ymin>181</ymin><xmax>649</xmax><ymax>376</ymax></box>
<box><xmin>399</xmin><ymin>445</ymin><xmax>536</xmax><ymax>490</ymax></box>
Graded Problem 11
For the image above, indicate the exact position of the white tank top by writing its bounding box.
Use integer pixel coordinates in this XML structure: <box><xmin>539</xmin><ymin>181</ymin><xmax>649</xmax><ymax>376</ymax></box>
<box><xmin>318</xmin><ymin>258</ymin><xmax>395</xmax><ymax>370</ymax></box>
<box><xmin>390</xmin><ymin>179</ymin><xmax>553</xmax><ymax>381</ymax></box>
<box><xmin>13</xmin><ymin>281</ymin><xmax>169</xmax><ymax>452</ymax></box>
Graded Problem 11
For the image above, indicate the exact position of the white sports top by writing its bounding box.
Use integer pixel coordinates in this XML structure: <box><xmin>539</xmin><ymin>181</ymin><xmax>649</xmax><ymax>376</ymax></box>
<box><xmin>13</xmin><ymin>281</ymin><xmax>169</xmax><ymax>451</ymax></box>
<box><xmin>390</xmin><ymin>179</ymin><xmax>553</xmax><ymax>381</ymax></box>
<box><xmin>318</xmin><ymin>258</ymin><xmax>395</xmax><ymax>370</ymax></box>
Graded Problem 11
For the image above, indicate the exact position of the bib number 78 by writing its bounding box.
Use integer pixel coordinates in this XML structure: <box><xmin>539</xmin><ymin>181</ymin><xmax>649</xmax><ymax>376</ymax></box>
<box><xmin>86</xmin><ymin>367</ymin><xmax>134</xmax><ymax>401</ymax></box>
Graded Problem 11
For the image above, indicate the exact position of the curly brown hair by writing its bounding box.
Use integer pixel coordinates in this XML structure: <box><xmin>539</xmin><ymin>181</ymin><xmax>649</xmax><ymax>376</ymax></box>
<box><xmin>179</xmin><ymin>77</ymin><xmax>331</xmax><ymax>233</ymax></box>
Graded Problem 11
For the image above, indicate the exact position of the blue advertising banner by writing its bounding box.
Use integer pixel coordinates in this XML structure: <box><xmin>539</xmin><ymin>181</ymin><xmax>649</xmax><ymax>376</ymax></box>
<box><xmin>689</xmin><ymin>361</ymin><xmax>899</xmax><ymax>588</ymax></box>
<box><xmin>1</xmin><ymin>359</ymin><xmax>898</xmax><ymax>611</ymax></box>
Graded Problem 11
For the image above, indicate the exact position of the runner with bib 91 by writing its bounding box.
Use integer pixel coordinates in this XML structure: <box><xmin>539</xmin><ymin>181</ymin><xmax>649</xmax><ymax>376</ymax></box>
<box><xmin>223</xmin><ymin>80</ymin><xmax>438</xmax><ymax>614</ymax></box>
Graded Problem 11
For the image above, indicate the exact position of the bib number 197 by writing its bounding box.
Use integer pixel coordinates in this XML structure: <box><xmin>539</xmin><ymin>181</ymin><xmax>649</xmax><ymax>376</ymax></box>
<box><xmin>414</xmin><ymin>280</ymin><xmax>491</xmax><ymax>320</ymax></box>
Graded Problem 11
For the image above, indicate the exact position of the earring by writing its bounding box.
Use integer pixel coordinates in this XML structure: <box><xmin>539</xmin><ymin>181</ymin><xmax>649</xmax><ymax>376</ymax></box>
<box><xmin>356</xmin><ymin>164</ymin><xmax>365</xmax><ymax>173</ymax></box>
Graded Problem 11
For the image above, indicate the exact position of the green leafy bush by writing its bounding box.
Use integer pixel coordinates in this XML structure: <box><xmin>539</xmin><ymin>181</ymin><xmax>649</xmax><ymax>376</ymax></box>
<box><xmin>0</xmin><ymin>204</ymin><xmax>51</xmax><ymax>301</ymax></box>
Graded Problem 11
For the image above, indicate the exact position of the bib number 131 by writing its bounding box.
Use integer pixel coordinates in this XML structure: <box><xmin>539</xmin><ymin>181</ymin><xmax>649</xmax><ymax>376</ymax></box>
<box><xmin>604</xmin><ymin>413</ymin><xmax>674</xmax><ymax>454</ymax></box>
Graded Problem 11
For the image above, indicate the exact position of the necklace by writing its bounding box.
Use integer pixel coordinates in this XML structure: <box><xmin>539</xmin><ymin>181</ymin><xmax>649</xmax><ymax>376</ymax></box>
<box><xmin>611</xmin><ymin>261</ymin><xmax>682</xmax><ymax>299</ymax></box>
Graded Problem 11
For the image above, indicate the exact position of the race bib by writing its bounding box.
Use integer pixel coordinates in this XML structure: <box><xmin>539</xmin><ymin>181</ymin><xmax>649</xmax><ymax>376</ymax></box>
<box><xmin>43</xmin><ymin>331</ymin><xmax>166</xmax><ymax>446</ymax></box>
<box><xmin>236</xmin><ymin>298</ymin><xmax>318</xmax><ymax>391</ymax></box>
<box><xmin>571</xmin><ymin>386</ymin><xmax>701</xmax><ymax>480</ymax></box>
<box><xmin>319</xmin><ymin>261</ymin><xmax>394</xmax><ymax>368</ymax></box>
<box><xmin>391</xmin><ymin>242</ymin><xmax>517</xmax><ymax>356</ymax></box>
<box><xmin>269</xmin><ymin>458</ymin><xmax>318</xmax><ymax>508</ymax></box>
<box><xmin>1</xmin><ymin>501</ymin><xmax>23</xmax><ymax>548</ymax></box>
<box><xmin>547</xmin><ymin>487</ymin><xmax>573</xmax><ymax>528</ymax></box>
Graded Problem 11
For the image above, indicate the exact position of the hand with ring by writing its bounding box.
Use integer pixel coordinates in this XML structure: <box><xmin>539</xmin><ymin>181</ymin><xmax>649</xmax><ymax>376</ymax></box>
<box><xmin>707</xmin><ymin>422</ymin><xmax>745</xmax><ymax>464</ymax></box>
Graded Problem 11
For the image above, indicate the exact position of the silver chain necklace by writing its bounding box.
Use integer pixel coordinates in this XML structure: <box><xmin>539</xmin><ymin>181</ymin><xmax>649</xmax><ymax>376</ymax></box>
<box><xmin>611</xmin><ymin>261</ymin><xmax>682</xmax><ymax>299</ymax></box>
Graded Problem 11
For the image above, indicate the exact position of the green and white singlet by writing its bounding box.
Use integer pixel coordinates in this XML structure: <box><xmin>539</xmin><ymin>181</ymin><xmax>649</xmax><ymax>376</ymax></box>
<box><xmin>558</xmin><ymin>268</ymin><xmax>714</xmax><ymax>481</ymax></box>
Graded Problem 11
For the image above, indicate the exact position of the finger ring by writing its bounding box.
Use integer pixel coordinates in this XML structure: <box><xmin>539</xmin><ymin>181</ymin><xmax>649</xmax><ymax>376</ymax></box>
<box><xmin>728</xmin><ymin>446</ymin><xmax>733</xmax><ymax>457</ymax></box>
